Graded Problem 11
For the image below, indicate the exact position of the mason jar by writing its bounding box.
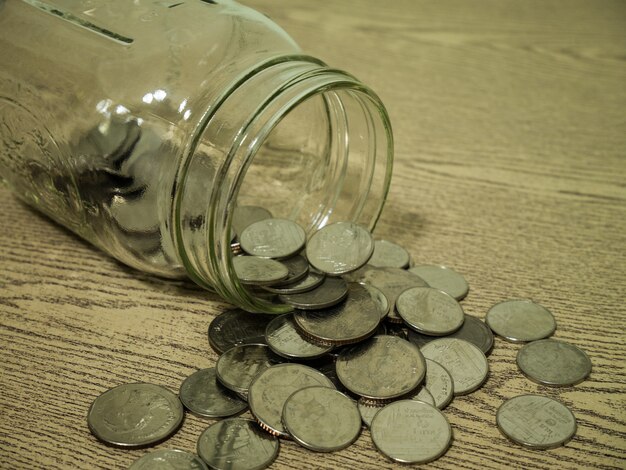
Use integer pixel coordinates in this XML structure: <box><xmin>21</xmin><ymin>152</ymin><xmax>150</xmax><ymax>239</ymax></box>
<box><xmin>0</xmin><ymin>0</ymin><xmax>393</xmax><ymax>312</ymax></box>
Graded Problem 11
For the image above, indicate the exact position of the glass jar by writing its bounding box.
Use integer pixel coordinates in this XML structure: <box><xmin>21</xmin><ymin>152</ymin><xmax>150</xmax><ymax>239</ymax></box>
<box><xmin>0</xmin><ymin>0</ymin><xmax>393</xmax><ymax>312</ymax></box>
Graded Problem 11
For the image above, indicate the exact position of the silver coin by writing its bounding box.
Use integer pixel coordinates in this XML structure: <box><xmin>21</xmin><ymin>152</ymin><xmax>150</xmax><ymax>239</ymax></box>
<box><xmin>315</xmin><ymin>360</ymin><xmax>346</xmax><ymax>393</ymax></box>
<box><xmin>215</xmin><ymin>344</ymin><xmax>282</xmax><ymax>396</ymax></box>
<box><xmin>370</xmin><ymin>400</ymin><xmax>452</xmax><ymax>464</ymax></box>
<box><xmin>248</xmin><ymin>363</ymin><xmax>335</xmax><ymax>437</ymax></box>
<box><xmin>357</xmin><ymin>399</ymin><xmax>384</xmax><ymax>428</ymax></box>
<box><xmin>420</xmin><ymin>338</ymin><xmax>489</xmax><ymax>395</ymax></box>
<box><xmin>306</xmin><ymin>222</ymin><xmax>374</xmax><ymax>275</ymax></box>
<box><xmin>263</xmin><ymin>270</ymin><xmax>325</xmax><ymax>295</ymax></box>
<box><xmin>408</xmin><ymin>265</ymin><xmax>469</xmax><ymax>300</ymax></box>
<box><xmin>385</xmin><ymin>323</ymin><xmax>408</xmax><ymax>340</ymax></box>
<box><xmin>197</xmin><ymin>418</ymin><xmax>279</xmax><ymax>470</ymax></box>
<box><xmin>396</xmin><ymin>287</ymin><xmax>465</xmax><ymax>336</ymax></box>
<box><xmin>265</xmin><ymin>314</ymin><xmax>333</xmax><ymax>360</ymax></box>
<box><xmin>407</xmin><ymin>314</ymin><xmax>494</xmax><ymax>355</ymax></box>
<box><xmin>239</xmin><ymin>218</ymin><xmax>306</xmax><ymax>259</ymax></box>
<box><xmin>208</xmin><ymin>309</ymin><xmax>274</xmax><ymax>354</ymax></box>
<box><xmin>361</xmin><ymin>283</ymin><xmax>390</xmax><ymax>319</ymax></box>
<box><xmin>232</xmin><ymin>256</ymin><xmax>289</xmax><ymax>286</ymax></box>
<box><xmin>486</xmin><ymin>299</ymin><xmax>556</xmax><ymax>343</ymax></box>
<box><xmin>179</xmin><ymin>368</ymin><xmax>247</xmax><ymax>419</ymax></box>
<box><xmin>424</xmin><ymin>359</ymin><xmax>454</xmax><ymax>410</ymax></box>
<box><xmin>293</xmin><ymin>283</ymin><xmax>381</xmax><ymax>345</ymax></box>
<box><xmin>517</xmin><ymin>339</ymin><xmax>592</xmax><ymax>386</ymax></box>
<box><xmin>352</xmin><ymin>266</ymin><xmax>429</xmax><ymax>322</ymax></box>
<box><xmin>336</xmin><ymin>335</ymin><xmax>426</xmax><ymax>401</ymax></box>
<box><xmin>231</xmin><ymin>205</ymin><xmax>273</xmax><ymax>239</ymax></box>
<box><xmin>368</xmin><ymin>239</ymin><xmax>410</xmax><ymax>269</ymax></box>
<box><xmin>267</xmin><ymin>255</ymin><xmax>309</xmax><ymax>287</ymax></box>
<box><xmin>128</xmin><ymin>449</ymin><xmax>208</xmax><ymax>470</ymax></box>
<box><xmin>410</xmin><ymin>386</ymin><xmax>436</xmax><ymax>407</ymax></box>
<box><xmin>87</xmin><ymin>383</ymin><xmax>184</xmax><ymax>448</ymax></box>
<box><xmin>282</xmin><ymin>386</ymin><xmax>361</xmax><ymax>452</ymax></box>
<box><xmin>278</xmin><ymin>276</ymin><xmax>348</xmax><ymax>310</ymax></box>
<box><xmin>496</xmin><ymin>395</ymin><xmax>577</xmax><ymax>449</ymax></box>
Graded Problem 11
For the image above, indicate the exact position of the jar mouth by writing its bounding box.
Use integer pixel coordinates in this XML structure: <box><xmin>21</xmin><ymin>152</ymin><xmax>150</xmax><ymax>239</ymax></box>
<box><xmin>175</xmin><ymin>58</ymin><xmax>393</xmax><ymax>312</ymax></box>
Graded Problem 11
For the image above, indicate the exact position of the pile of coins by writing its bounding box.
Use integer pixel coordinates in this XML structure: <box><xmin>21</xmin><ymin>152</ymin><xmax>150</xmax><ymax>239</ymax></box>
<box><xmin>87</xmin><ymin>206</ymin><xmax>592</xmax><ymax>468</ymax></box>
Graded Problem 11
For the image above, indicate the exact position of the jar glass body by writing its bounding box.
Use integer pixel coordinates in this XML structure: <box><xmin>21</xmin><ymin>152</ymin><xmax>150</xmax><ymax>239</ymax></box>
<box><xmin>0</xmin><ymin>0</ymin><xmax>393</xmax><ymax>312</ymax></box>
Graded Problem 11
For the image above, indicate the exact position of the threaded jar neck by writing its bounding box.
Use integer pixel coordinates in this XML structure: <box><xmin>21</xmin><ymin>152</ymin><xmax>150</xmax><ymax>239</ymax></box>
<box><xmin>174</xmin><ymin>56</ymin><xmax>393</xmax><ymax>312</ymax></box>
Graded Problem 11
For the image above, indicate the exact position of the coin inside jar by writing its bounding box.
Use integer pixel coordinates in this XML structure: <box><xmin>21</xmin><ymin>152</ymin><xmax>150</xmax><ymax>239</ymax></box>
<box><xmin>486</xmin><ymin>299</ymin><xmax>556</xmax><ymax>342</ymax></box>
<box><xmin>87</xmin><ymin>383</ymin><xmax>184</xmax><ymax>448</ymax></box>
<box><xmin>396</xmin><ymin>287</ymin><xmax>465</xmax><ymax>336</ymax></box>
<box><xmin>239</xmin><ymin>218</ymin><xmax>306</xmax><ymax>259</ymax></box>
<box><xmin>370</xmin><ymin>400</ymin><xmax>452</xmax><ymax>464</ymax></box>
<box><xmin>516</xmin><ymin>339</ymin><xmax>592</xmax><ymax>386</ymax></box>
<box><xmin>278</xmin><ymin>276</ymin><xmax>348</xmax><ymax>310</ymax></box>
<box><xmin>232</xmin><ymin>256</ymin><xmax>289</xmax><ymax>285</ymax></box>
<box><xmin>336</xmin><ymin>335</ymin><xmax>426</xmax><ymax>401</ymax></box>
<box><xmin>496</xmin><ymin>395</ymin><xmax>577</xmax><ymax>449</ymax></box>
<box><xmin>306</xmin><ymin>222</ymin><xmax>374</xmax><ymax>275</ymax></box>
<box><xmin>282</xmin><ymin>386</ymin><xmax>361</xmax><ymax>452</ymax></box>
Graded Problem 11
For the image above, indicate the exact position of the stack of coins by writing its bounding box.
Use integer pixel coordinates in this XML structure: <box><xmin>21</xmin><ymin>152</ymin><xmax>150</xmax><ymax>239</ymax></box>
<box><xmin>87</xmin><ymin>206</ymin><xmax>591</xmax><ymax>468</ymax></box>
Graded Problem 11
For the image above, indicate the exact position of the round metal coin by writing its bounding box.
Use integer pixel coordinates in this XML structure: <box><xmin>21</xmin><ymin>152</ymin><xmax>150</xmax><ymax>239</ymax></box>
<box><xmin>486</xmin><ymin>299</ymin><xmax>556</xmax><ymax>343</ymax></box>
<box><xmin>423</xmin><ymin>359</ymin><xmax>454</xmax><ymax>410</ymax></box>
<box><xmin>370</xmin><ymin>400</ymin><xmax>452</xmax><ymax>464</ymax></box>
<box><xmin>408</xmin><ymin>265</ymin><xmax>469</xmax><ymax>300</ymax></box>
<box><xmin>263</xmin><ymin>270</ymin><xmax>325</xmax><ymax>295</ymax></box>
<box><xmin>216</xmin><ymin>344</ymin><xmax>282</xmax><ymax>396</ymax></box>
<box><xmin>358</xmin><ymin>400</ymin><xmax>383</xmax><ymax>428</ymax></box>
<box><xmin>208</xmin><ymin>309</ymin><xmax>274</xmax><ymax>354</ymax></box>
<box><xmin>179</xmin><ymin>368</ymin><xmax>247</xmax><ymax>419</ymax></box>
<box><xmin>197</xmin><ymin>418</ymin><xmax>279</xmax><ymax>470</ymax></box>
<box><xmin>231</xmin><ymin>205</ymin><xmax>273</xmax><ymax>240</ymax></box>
<box><xmin>420</xmin><ymin>338</ymin><xmax>489</xmax><ymax>395</ymax></box>
<box><xmin>407</xmin><ymin>314</ymin><xmax>494</xmax><ymax>356</ymax></box>
<box><xmin>278</xmin><ymin>276</ymin><xmax>348</xmax><ymax>310</ymax></box>
<box><xmin>128</xmin><ymin>449</ymin><xmax>208</xmax><ymax>470</ymax></box>
<box><xmin>336</xmin><ymin>335</ymin><xmax>426</xmax><ymax>401</ymax></box>
<box><xmin>368</xmin><ymin>240</ymin><xmax>410</xmax><ymax>269</ymax></box>
<box><xmin>496</xmin><ymin>395</ymin><xmax>577</xmax><ymax>449</ymax></box>
<box><xmin>517</xmin><ymin>339</ymin><xmax>592</xmax><ymax>386</ymax></box>
<box><xmin>248</xmin><ymin>363</ymin><xmax>336</xmax><ymax>437</ymax></box>
<box><xmin>306</xmin><ymin>222</ymin><xmax>374</xmax><ymax>275</ymax></box>
<box><xmin>293</xmin><ymin>282</ymin><xmax>381</xmax><ymax>345</ymax></box>
<box><xmin>282</xmin><ymin>386</ymin><xmax>361</xmax><ymax>452</ymax></box>
<box><xmin>268</xmin><ymin>255</ymin><xmax>309</xmax><ymax>287</ymax></box>
<box><xmin>87</xmin><ymin>383</ymin><xmax>184</xmax><ymax>448</ymax></box>
<box><xmin>396</xmin><ymin>287</ymin><xmax>465</xmax><ymax>336</ymax></box>
<box><xmin>361</xmin><ymin>283</ymin><xmax>390</xmax><ymax>319</ymax></box>
<box><xmin>240</xmin><ymin>218</ymin><xmax>306</xmax><ymax>259</ymax></box>
<box><xmin>232</xmin><ymin>256</ymin><xmax>289</xmax><ymax>285</ymax></box>
<box><xmin>265</xmin><ymin>313</ymin><xmax>333</xmax><ymax>360</ymax></box>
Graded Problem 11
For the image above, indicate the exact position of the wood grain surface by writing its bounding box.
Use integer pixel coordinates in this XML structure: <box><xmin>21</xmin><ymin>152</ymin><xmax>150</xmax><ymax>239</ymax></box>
<box><xmin>1</xmin><ymin>0</ymin><xmax>625</xmax><ymax>468</ymax></box>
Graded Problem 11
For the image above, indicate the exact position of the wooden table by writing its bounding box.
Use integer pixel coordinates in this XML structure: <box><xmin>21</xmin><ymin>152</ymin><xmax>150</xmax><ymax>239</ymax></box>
<box><xmin>1</xmin><ymin>1</ymin><xmax>625</xmax><ymax>468</ymax></box>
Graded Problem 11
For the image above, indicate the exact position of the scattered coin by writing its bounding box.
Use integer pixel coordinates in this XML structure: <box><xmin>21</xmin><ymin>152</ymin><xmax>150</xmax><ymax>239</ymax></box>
<box><xmin>232</xmin><ymin>256</ymin><xmax>289</xmax><ymax>285</ymax></box>
<box><xmin>265</xmin><ymin>313</ymin><xmax>333</xmax><ymax>360</ymax></box>
<box><xmin>350</xmin><ymin>266</ymin><xmax>428</xmax><ymax>322</ymax></box>
<box><xmin>370</xmin><ymin>400</ymin><xmax>452</xmax><ymax>464</ymax></box>
<box><xmin>128</xmin><ymin>449</ymin><xmax>208</xmax><ymax>470</ymax></box>
<box><xmin>208</xmin><ymin>309</ymin><xmax>274</xmax><ymax>354</ymax></box>
<box><xmin>361</xmin><ymin>283</ymin><xmax>390</xmax><ymax>319</ymax></box>
<box><xmin>215</xmin><ymin>344</ymin><xmax>281</xmax><ymax>397</ymax></box>
<box><xmin>420</xmin><ymin>338</ymin><xmax>489</xmax><ymax>395</ymax></box>
<box><xmin>197</xmin><ymin>418</ymin><xmax>279</xmax><ymax>470</ymax></box>
<box><xmin>385</xmin><ymin>323</ymin><xmax>408</xmax><ymax>340</ymax></box>
<box><xmin>282</xmin><ymin>386</ymin><xmax>361</xmax><ymax>452</ymax></box>
<box><xmin>423</xmin><ymin>359</ymin><xmax>454</xmax><ymax>410</ymax></box>
<box><xmin>306</xmin><ymin>222</ymin><xmax>374</xmax><ymax>275</ymax></box>
<box><xmin>278</xmin><ymin>276</ymin><xmax>348</xmax><ymax>310</ymax></box>
<box><xmin>263</xmin><ymin>270</ymin><xmax>325</xmax><ymax>295</ymax></box>
<box><xmin>486</xmin><ymin>299</ymin><xmax>556</xmax><ymax>343</ymax></box>
<box><xmin>248</xmin><ymin>363</ymin><xmax>336</xmax><ymax>437</ymax></box>
<box><xmin>407</xmin><ymin>314</ymin><xmax>494</xmax><ymax>356</ymax></box>
<box><xmin>293</xmin><ymin>282</ymin><xmax>381</xmax><ymax>345</ymax></box>
<box><xmin>231</xmin><ymin>205</ymin><xmax>273</xmax><ymax>240</ymax></box>
<box><xmin>269</xmin><ymin>254</ymin><xmax>309</xmax><ymax>286</ymax></box>
<box><xmin>357</xmin><ymin>400</ymin><xmax>383</xmax><ymax>428</ymax></box>
<box><xmin>336</xmin><ymin>335</ymin><xmax>426</xmax><ymax>401</ymax></box>
<box><xmin>408</xmin><ymin>265</ymin><xmax>469</xmax><ymax>300</ymax></box>
<box><xmin>368</xmin><ymin>240</ymin><xmax>410</xmax><ymax>269</ymax></box>
<box><xmin>179</xmin><ymin>368</ymin><xmax>247</xmax><ymax>419</ymax></box>
<box><xmin>410</xmin><ymin>386</ymin><xmax>436</xmax><ymax>407</ymax></box>
<box><xmin>87</xmin><ymin>383</ymin><xmax>184</xmax><ymax>448</ymax></box>
<box><xmin>240</xmin><ymin>218</ymin><xmax>306</xmax><ymax>259</ymax></box>
<box><xmin>396</xmin><ymin>287</ymin><xmax>465</xmax><ymax>336</ymax></box>
<box><xmin>314</xmin><ymin>360</ymin><xmax>346</xmax><ymax>393</ymax></box>
<box><xmin>496</xmin><ymin>395</ymin><xmax>577</xmax><ymax>449</ymax></box>
<box><xmin>517</xmin><ymin>339</ymin><xmax>592</xmax><ymax>386</ymax></box>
